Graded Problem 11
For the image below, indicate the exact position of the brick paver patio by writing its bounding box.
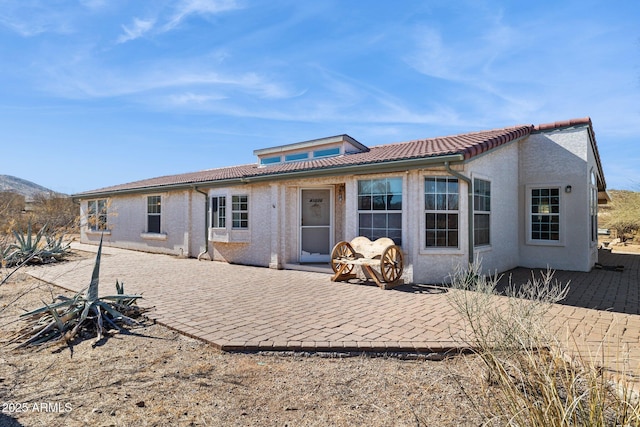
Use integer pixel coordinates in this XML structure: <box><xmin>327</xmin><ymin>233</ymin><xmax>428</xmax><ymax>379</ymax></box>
<box><xmin>26</xmin><ymin>243</ymin><xmax>640</xmax><ymax>381</ymax></box>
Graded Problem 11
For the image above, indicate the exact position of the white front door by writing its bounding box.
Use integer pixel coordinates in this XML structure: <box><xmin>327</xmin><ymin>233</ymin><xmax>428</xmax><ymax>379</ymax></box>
<box><xmin>300</xmin><ymin>188</ymin><xmax>332</xmax><ymax>262</ymax></box>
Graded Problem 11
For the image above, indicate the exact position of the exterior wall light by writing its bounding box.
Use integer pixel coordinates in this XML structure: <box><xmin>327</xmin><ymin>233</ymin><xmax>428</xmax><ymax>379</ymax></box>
<box><xmin>565</xmin><ymin>185</ymin><xmax>572</xmax><ymax>193</ymax></box>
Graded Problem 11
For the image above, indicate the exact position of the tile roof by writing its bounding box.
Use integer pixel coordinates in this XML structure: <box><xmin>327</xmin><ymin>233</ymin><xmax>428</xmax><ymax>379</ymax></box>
<box><xmin>76</xmin><ymin>118</ymin><xmax>599</xmax><ymax>196</ymax></box>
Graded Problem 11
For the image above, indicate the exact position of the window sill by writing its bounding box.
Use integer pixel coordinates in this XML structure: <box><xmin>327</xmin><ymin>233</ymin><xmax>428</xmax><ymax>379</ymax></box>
<box><xmin>419</xmin><ymin>247</ymin><xmax>465</xmax><ymax>256</ymax></box>
<box><xmin>526</xmin><ymin>239</ymin><xmax>564</xmax><ymax>247</ymax></box>
<box><xmin>141</xmin><ymin>232</ymin><xmax>168</xmax><ymax>241</ymax></box>
<box><xmin>86</xmin><ymin>229</ymin><xmax>111</xmax><ymax>236</ymax></box>
<box><xmin>209</xmin><ymin>228</ymin><xmax>250</xmax><ymax>243</ymax></box>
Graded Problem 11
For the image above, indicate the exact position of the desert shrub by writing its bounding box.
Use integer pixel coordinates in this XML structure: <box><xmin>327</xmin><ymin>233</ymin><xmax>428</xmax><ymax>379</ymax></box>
<box><xmin>0</xmin><ymin>191</ymin><xmax>25</xmax><ymax>234</ymax></box>
<box><xmin>447</xmin><ymin>261</ymin><xmax>640</xmax><ymax>426</ymax></box>
<box><xmin>1</xmin><ymin>222</ymin><xmax>70</xmax><ymax>268</ymax></box>
<box><xmin>29</xmin><ymin>192</ymin><xmax>78</xmax><ymax>232</ymax></box>
<box><xmin>600</xmin><ymin>190</ymin><xmax>640</xmax><ymax>242</ymax></box>
<box><xmin>0</xmin><ymin>191</ymin><xmax>78</xmax><ymax>237</ymax></box>
<box><xmin>8</xmin><ymin>237</ymin><xmax>147</xmax><ymax>347</ymax></box>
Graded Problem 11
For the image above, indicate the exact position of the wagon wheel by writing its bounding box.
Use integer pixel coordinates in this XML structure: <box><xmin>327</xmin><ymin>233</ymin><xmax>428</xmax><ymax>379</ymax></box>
<box><xmin>381</xmin><ymin>245</ymin><xmax>403</xmax><ymax>283</ymax></box>
<box><xmin>330</xmin><ymin>241</ymin><xmax>356</xmax><ymax>274</ymax></box>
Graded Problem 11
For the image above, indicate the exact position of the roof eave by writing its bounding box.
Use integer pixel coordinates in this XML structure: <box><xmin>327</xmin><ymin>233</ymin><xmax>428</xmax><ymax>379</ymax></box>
<box><xmin>72</xmin><ymin>153</ymin><xmax>465</xmax><ymax>199</ymax></box>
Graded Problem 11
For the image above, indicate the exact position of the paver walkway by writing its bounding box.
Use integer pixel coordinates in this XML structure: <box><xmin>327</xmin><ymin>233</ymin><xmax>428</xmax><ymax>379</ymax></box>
<box><xmin>26</xmin><ymin>243</ymin><xmax>640</xmax><ymax>381</ymax></box>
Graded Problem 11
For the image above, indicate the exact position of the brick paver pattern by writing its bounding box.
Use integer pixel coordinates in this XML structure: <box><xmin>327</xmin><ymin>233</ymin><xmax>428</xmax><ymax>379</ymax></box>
<box><xmin>27</xmin><ymin>243</ymin><xmax>640</xmax><ymax>382</ymax></box>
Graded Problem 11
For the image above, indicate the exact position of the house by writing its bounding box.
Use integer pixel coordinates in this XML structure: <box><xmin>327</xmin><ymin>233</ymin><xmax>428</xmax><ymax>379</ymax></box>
<box><xmin>74</xmin><ymin>117</ymin><xmax>608</xmax><ymax>284</ymax></box>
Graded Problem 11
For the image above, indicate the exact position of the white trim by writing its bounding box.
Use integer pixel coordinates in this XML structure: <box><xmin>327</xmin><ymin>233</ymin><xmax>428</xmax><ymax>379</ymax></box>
<box><xmin>299</xmin><ymin>186</ymin><xmax>334</xmax><ymax>263</ymax></box>
<box><xmin>422</xmin><ymin>175</ymin><xmax>462</xmax><ymax>251</ymax></box>
<box><xmin>145</xmin><ymin>194</ymin><xmax>162</xmax><ymax>234</ymax></box>
<box><xmin>86</xmin><ymin>229</ymin><xmax>111</xmax><ymax>236</ymax></box>
<box><xmin>525</xmin><ymin>184</ymin><xmax>565</xmax><ymax>247</ymax></box>
<box><xmin>472</xmin><ymin>174</ymin><xmax>492</xmax><ymax>249</ymax></box>
<box><xmin>140</xmin><ymin>232</ymin><xmax>168</xmax><ymax>241</ymax></box>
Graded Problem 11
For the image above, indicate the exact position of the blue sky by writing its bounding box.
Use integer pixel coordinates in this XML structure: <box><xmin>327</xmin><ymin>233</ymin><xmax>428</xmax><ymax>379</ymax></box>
<box><xmin>1</xmin><ymin>0</ymin><xmax>638</xmax><ymax>194</ymax></box>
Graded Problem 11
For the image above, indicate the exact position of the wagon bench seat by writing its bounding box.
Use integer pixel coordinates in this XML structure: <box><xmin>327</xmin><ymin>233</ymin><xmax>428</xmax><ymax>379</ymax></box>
<box><xmin>330</xmin><ymin>236</ymin><xmax>404</xmax><ymax>290</ymax></box>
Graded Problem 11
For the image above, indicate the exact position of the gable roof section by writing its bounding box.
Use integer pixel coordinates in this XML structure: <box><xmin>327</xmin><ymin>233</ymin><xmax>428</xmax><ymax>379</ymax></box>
<box><xmin>75</xmin><ymin>118</ymin><xmax>604</xmax><ymax>198</ymax></box>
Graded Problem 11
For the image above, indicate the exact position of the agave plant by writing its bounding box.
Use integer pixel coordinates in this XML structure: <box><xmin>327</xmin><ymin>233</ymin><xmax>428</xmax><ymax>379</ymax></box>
<box><xmin>1</xmin><ymin>222</ymin><xmax>71</xmax><ymax>267</ymax></box>
<box><xmin>9</xmin><ymin>236</ymin><xmax>147</xmax><ymax>347</ymax></box>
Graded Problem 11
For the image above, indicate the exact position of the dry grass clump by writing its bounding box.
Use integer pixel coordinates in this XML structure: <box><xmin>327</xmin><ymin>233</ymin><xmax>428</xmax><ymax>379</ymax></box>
<box><xmin>447</xmin><ymin>261</ymin><xmax>640</xmax><ymax>426</ymax></box>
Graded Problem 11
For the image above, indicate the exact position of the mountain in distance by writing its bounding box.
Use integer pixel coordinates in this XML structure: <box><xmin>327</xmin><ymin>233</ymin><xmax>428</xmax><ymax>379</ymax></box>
<box><xmin>0</xmin><ymin>175</ymin><xmax>65</xmax><ymax>199</ymax></box>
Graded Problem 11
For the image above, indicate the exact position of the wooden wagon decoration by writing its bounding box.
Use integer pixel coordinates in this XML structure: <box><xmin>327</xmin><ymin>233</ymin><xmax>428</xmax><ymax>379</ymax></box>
<box><xmin>330</xmin><ymin>237</ymin><xmax>404</xmax><ymax>289</ymax></box>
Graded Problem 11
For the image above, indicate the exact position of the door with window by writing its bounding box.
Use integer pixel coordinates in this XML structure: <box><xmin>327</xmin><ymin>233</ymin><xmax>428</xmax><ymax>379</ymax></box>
<box><xmin>300</xmin><ymin>188</ymin><xmax>332</xmax><ymax>262</ymax></box>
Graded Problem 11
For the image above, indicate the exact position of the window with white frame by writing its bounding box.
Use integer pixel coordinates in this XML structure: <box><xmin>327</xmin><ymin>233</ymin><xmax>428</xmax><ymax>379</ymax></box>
<box><xmin>147</xmin><ymin>195</ymin><xmax>161</xmax><ymax>233</ymax></box>
<box><xmin>231</xmin><ymin>195</ymin><xmax>248</xmax><ymax>229</ymax></box>
<box><xmin>211</xmin><ymin>196</ymin><xmax>226</xmax><ymax>228</ymax></box>
<box><xmin>87</xmin><ymin>199</ymin><xmax>108</xmax><ymax>231</ymax></box>
<box><xmin>425</xmin><ymin>177</ymin><xmax>459</xmax><ymax>248</ymax></box>
<box><xmin>357</xmin><ymin>177</ymin><xmax>402</xmax><ymax>246</ymax></box>
<box><xmin>473</xmin><ymin>178</ymin><xmax>490</xmax><ymax>247</ymax></box>
<box><xmin>530</xmin><ymin>188</ymin><xmax>560</xmax><ymax>241</ymax></box>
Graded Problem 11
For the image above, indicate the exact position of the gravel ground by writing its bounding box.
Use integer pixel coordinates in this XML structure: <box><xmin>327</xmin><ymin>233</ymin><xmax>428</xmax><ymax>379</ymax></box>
<box><xmin>0</xmin><ymin>269</ymin><xmax>490</xmax><ymax>427</ymax></box>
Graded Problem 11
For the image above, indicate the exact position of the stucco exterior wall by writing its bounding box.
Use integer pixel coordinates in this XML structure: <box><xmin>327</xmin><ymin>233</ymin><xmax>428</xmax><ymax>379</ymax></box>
<box><xmin>518</xmin><ymin>127</ymin><xmax>594</xmax><ymax>271</ymax></box>
<box><xmin>80</xmin><ymin>191</ymin><xmax>191</xmax><ymax>256</ymax></box>
<box><xmin>408</xmin><ymin>141</ymin><xmax>520</xmax><ymax>284</ymax></box>
<box><xmin>208</xmin><ymin>184</ymin><xmax>271</xmax><ymax>267</ymax></box>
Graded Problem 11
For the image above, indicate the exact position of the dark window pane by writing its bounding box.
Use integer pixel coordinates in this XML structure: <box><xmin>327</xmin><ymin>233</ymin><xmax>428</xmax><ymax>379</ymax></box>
<box><xmin>358</xmin><ymin>195</ymin><xmax>371</xmax><ymax>210</ymax></box>
<box><xmin>448</xmin><ymin>230</ymin><xmax>458</xmax><ymax>247</ymax></box>
<box><xmin>448</xmin><ymin>213</ymin><xmax>458</xmax><ymax>229</ymax></box>
<box><xmin>372</xmin><ymin>213</ymin><xmax>386</xmax><ymax>228</ymax></box>
<box><xmin>448</xmin><ymin>194</ymin><xmax>459</xmax><ymax>210</ymax></box>
<box><xmin>388</xmin><ymin>213</ymin><xmax>402</xmax><ymax>228</ymax></box>
<box><xmin>359</xmin><ymin>213</ymin><xmax>372</xmax><ymax>228</ymax></box>
<box><xmin>372</xmin><ymin>195</ymin><xmax>386</xmax><ymax>210</ymax></box>
<box><xmin>426</xmin><ymin>213</ymin><xmax>435</xmax><ymax>229</ymax></box>
<box><xmin>388</xmin><ymin>194</ymin><xmax>402</xmax><ymax>210</ymax></box>
<box><xmin>425</xmin><ymin>194</ymin><xmax>435</xmax><ymax>210</ymax></box>
<box><xmin>148</xmin><ymin>215</ymin><xmax>160</xmax><ymax>233</ymax></box>
<box><xmin>426</xmin><ymin>231</ymin><xmax>436</xmax><ymax>246</ymax></box>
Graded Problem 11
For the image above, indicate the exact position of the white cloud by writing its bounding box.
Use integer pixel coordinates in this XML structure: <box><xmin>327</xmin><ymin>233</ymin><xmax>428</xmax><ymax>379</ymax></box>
<box><xmin>117</xmin><ymin>18</ymin><xmax>156</xmax><ymax>43</ymax></box>
<box><xmin>163</xmin><ymin>0</ymin><xmax>241</xmax><ymax>32</ymax></box>
<box><xmin>167</xmin><ymin>92</ymin><xmax>227</xmax><ymax>105</ymax></box>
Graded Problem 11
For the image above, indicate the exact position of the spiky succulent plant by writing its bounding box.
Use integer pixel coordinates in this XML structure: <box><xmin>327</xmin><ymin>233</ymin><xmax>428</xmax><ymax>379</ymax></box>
<box><xmin>9</xmin><ymin>236</ymin><xmax>147</xmax><ymax>347</ymax></box>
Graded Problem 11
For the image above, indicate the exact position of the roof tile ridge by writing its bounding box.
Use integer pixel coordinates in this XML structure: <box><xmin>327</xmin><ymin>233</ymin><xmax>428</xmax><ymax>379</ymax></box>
<box><xmin>533</xmin><ymin>117</ymin><xmax>592</xmax><ymax>132</ymax></box>
<box><xmin>369</xmin><ymin>124</ymin><xmax>533</xmax><ymax>150</ymax></box>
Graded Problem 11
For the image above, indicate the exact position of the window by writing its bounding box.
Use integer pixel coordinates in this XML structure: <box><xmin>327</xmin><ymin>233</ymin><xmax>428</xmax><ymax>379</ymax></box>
<box><xmin>87</xmin><ymin>199</ymin><xmax>108</xmax><ymax>231</ymax></box>
<box><xmin>357</xmin><ymin>177</ymin><xmax>402</xmax><ymax>245</ymax></box>
<box><xmin>284</xmin><ymin>152</ymin><xmax>309</xmax><ymax>162</ymax></box>
<box><xmin>425</xmin><ymin>177</ymin><xmax>459</xmax><ymax>248</ymax></box>
<box><xmin>473</xmin><ymin>179</ymin><xmax>490</xmax><ymax>247</ymax></box>
<box><xmin>231</xmin><ymin>195</ymin><xmax>248</xmax><ymax>229</ymax></box>
<box><xmin>531</xmin><ymin>188</ymin><xmax>560</xmax><ymax>241</ymax></box>
<box><xmin>260</xmin><ymin>156</ymin><xmax>281</xmax><ymax>165</ymax></box>
<box><xmin>147</xmin><ymin>196</ymin><xmax>161</xmax><ymax>233</ymax></box>
<box><xmin>211</xmin><ymin>196</ymin><xmax>226</xmax><ymax>228</ymax></box>
<box><xmin>313</xmin><ymin>147</ymin><xmax>340</xmax><ymax>158</ymax></box>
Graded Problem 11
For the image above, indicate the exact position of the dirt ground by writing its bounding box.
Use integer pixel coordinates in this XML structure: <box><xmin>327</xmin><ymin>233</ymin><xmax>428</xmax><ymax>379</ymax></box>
<box><xmin>599</xmin><ymin>236</ymin><xmax>640</xmax><ymax>254</ymax></box>
<box><xmin>0</xmin><ymin>263</ymin><xmax>490</xmax><ymax>426</ymax></box>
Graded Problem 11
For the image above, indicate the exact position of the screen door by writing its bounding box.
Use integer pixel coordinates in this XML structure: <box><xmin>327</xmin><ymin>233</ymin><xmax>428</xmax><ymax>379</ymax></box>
<box><xmin>300</xmin><ymin>189</ymin><xmax>332</xmax><ymax>262</ymax></box>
